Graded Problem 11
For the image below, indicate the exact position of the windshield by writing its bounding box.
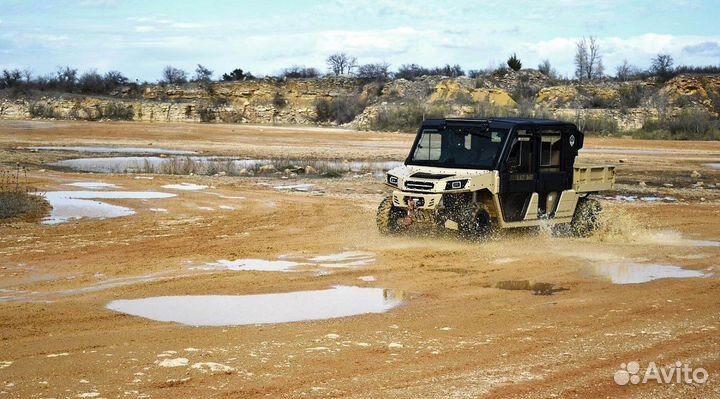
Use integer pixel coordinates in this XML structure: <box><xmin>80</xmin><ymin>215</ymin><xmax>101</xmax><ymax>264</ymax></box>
<box><xmin>408</xmin><ymin>126</ymin><xmax>509</xmax><ymax>169</ymax></box>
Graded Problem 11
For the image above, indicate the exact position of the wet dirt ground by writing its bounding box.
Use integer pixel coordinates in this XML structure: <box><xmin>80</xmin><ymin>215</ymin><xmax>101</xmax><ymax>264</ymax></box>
<box><xmin>1</xmin><ymin>120</ymin><xmax>719</xmax><ymax>398</ymax></box>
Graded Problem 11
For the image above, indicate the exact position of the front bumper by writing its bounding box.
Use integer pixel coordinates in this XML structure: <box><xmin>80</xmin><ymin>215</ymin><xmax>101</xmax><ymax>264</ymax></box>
<box><xmin>392</xmin><ymin>190</ymin><xmax>443</xmax><ymax>210</ymax></box>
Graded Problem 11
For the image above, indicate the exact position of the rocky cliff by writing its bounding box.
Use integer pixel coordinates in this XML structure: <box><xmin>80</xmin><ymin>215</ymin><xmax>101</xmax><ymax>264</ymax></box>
<box><xmin>1</xmin><ymin>71</ymin><xmax>718</xmax><ymax>133</ymax></box>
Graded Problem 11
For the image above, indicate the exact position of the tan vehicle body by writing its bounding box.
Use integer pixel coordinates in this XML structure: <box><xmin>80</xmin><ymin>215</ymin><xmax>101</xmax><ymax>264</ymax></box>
<box><xmin>384</xmin><ymin>161</ymin><xmax>615</xmax><ymax>229</ymax></box>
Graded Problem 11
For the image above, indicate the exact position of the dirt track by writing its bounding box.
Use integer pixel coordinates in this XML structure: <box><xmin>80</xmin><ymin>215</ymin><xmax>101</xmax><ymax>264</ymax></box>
<box><xmin>1</xmin><ymin>120</ymin><xmax>719</xmax><ymax>398</ymax></box>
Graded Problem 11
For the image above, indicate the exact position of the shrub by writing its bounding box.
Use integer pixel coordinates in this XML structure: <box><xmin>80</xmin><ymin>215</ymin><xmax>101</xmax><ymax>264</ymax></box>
<box><xmin>28</xmin><ymin>102</ymin><xmax>59</xmax><ymax>119</ymax></box>
<box><xmin>314</xmin><ymin>95</ymin><xmax>366</xmax><ymax>124</ymax></box>
<box><xmin>639</xmin><ymin>111</ymin><xmax>719</xmax><ymax>140</ymax></box>
<box><xmin>369</xmin><ymin>103</ymin><xmax>426</xmax><ymax>132</ymax></box>
<box><xmin>273</xmin><ymin>93</ymin><xmax>288</xmax><ymax>108</ymax></box>
<box><xmin>280</xmin><ymin>66</ymin><xmax>320</xmax><ymax>79</ymax></box>
<box><xmin>580</xmin><ymin>115</ymin><xmax>619</xmax><ymax>135</ymax></box>
<box><xmin>617</xmin><ymin>83</ymin><xmax>646</xmax><ymax>108</ymax></box>
<box><xmin>0</xmin><ymin>166</ymin><xmax>47</xmax><ymax>222</ymax></box>
<box><xmin>100</xmin><ymin>103</ymin><xmax>134</xmax><ymax>120</ymax></box>
<box><xmin>507</xmin><ymin>53</ymin><xmax>522</xmax><ymax>71</ymax></box>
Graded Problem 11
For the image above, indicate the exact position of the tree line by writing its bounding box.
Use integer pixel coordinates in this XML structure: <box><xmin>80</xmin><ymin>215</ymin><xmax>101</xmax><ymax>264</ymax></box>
<box><xmin>2</xmin><ymin>39</ymin><xmax>719</xmax><ymax>95</ymax></box>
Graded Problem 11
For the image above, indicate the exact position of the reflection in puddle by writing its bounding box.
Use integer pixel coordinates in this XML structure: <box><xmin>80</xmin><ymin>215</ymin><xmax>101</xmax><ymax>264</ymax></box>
<box><xmin>41</xmin><ymin>191</ymin><xmax>176</xmax><ymax>224</ymax></box>
<box><xmin>705</xmin><ymin>163</ymin><xmax>720</xmax><ymax>170</ymax></box>
<box><xmin>31</xmin><ymin>146</ymin><xmax>196</xmax><ymax>155</ymax></box>
<box><xmin>581</xmin><ymin>263</ymin><xmax>706</xmax><ymax>284</ymax></box>
<box><xmin>106</xmin><ymin>286</ymin><xmax>403</xmax><ymax>326</ymax></box>
<box><xmin>53</xmin><ymin>156</ymin><xmax>403</xmax><ymax>175</ymax></box>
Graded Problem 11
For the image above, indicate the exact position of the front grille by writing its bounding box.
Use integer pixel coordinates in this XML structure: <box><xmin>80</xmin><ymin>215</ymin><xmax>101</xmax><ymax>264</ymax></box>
<box><xmin>404</xmin><ymin>180</ymin><xmax>434</xmax><ymax>191</ymax></box>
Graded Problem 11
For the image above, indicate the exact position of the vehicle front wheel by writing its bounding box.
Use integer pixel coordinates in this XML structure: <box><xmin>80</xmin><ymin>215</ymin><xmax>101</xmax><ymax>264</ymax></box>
<box><xmin>376</xmin><ymin>195</ymin><xmax>404</xmax><ymax>235</ymax></box>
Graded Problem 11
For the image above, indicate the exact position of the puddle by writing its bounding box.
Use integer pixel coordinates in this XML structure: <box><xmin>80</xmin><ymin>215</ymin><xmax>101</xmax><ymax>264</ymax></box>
<box><xmin>31</xmin><ymin>146</ymin><xmax>196</xmax><ymax>155</ymax></box>
<box><xmin>106</xmin><ymin>286</ymin><xmax>402</xmax><ymax>326</ymax></box>
<box><xmin>196</xmin><ymin>252</ymin><xmax>376</xmax><ymax>272</ymax></box>
<box><xmin>610</xmin><ymin>195</ymin><xmax>676</xmax><ymax>203</ymax></box>
<box><xmin>194</xmin><ymin>259</ymin><xmax>304</xmax><ymax>272</ymax></box>
<box><xmin>308</xmin><ymin>251</ymin><xmax>376</xmax><ymax>268</ymax></box>
<box><xmin>41</xmin><ymin>191</ymin><xmax>175</xmax><ymax>224</ymax></box>
<box><xmin>52</xmin><ymin>156</ymin><xmax>402</xmax><ymax>175</ymax></box>
<box><xmin>581</xmin><ymin>263</ymin><xmax>706</xmax><ymax>284</ymax></box>
<box><xmin>65</xmin><ymin>182</ymin><xmax>120</xmax><ymax>189</ymax></box>
<box><xmin>162</xmin><ymin>183</ymin><xmax>208</xmax><ymax>191</ymax></box>
<box><xmin>272</xmin><ymin>184</ymin><xmax>318</xmax><ymax>192</ymax></box>
<box><xmin>0</xmin><ymin>271</ymin><xmax>181</xmax><ymax>303</ymax></box>
<box><xmin>704</xmin><ymin>163</ymin><xmax>720</xmax><ymax>170</ymax></box>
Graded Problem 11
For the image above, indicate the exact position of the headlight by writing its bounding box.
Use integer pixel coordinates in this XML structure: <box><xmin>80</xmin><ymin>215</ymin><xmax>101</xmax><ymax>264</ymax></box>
<box><xmin>445</xmin><ymin>179</ymin><xmax>468</xmax><ymax>190</ymax></box>
<box><xmin>387</xmin><ymin>174</ymin><xmax>398</xmax><ymax>186</ymax></box>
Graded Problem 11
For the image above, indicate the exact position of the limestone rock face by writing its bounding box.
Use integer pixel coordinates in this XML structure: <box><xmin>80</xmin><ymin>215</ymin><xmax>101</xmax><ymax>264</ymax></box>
<box><xmin>1</xmin><ymin>72</ymin><xmax>718</xmax><ymax>132</ymax></box>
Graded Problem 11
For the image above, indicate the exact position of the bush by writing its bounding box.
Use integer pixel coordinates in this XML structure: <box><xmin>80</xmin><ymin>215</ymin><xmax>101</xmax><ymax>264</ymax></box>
<box><xmin>0</xmin><ymin>167</ymin><xmax>47</xmax><ymax>222</ymax></box>
<box><xmin>580</xmin><ymin>115</ymin><xmax>619</xmax><ymax>135</ymax></box>
<box><xmin>100</xmin><ymin>103</ymin><xmax>134</xmax><ymax>120</ymax></box>
<box><xmin>640</xmin><ymin>110</ymin><xmax>720</xmax><ymax>140</ymax></box>
<box><xmin>280</xmin><ymin>66</ymin><xmax>320</xmax><ymax>79</ymax></box>
<box><xmin>617</xmin><ymin>83</ymin><xmax>646</xmax><ymax>108</ymax></box>
<box><xmin>273</xmin><ymin>93</ymin><xmax>288</xmax><ymax>108</ymax></box>
<box><xmin>369</xmin><ymin>103</ymin><xmax>426</xmax><ymax>132</ymax></box>
<box><xmin>507</xmin><ymin>53</ymin><xmax>522</xmax><ymax>71</ymax></box>
<box><xmin>314</xmin><ymin>95</ymin><xmax>366</xmax><ymax>124</ymax></box>
<box><xmin>28</xmin><ymin>102</ymin><xmax>59</xmax><ymax>119</ymax></box>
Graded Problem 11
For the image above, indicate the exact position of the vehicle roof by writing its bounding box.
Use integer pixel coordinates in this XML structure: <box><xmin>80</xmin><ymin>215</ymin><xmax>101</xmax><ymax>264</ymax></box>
<box><xmin>423</xmin><ymin>117</ymin><xmax>578</xmax><ymax>128</ymax></box>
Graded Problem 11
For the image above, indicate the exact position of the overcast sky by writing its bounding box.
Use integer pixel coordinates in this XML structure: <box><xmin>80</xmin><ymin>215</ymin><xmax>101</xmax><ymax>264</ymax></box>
<box><xmin>1</xmin><ymin>0</ymin><xmax>719</xmax><ymax>81</ymax></box>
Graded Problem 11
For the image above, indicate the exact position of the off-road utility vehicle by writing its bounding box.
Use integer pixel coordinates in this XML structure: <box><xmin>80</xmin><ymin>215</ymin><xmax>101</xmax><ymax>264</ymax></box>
<box><xmin>377</xmin><ymin>118</ymin><xmax>615</xmax><ymax>238</ymax></box>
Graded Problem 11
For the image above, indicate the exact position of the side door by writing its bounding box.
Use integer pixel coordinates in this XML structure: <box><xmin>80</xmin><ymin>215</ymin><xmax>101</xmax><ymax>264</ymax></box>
<box><xmin>500</xmin><ymin>129</ymin><xmax>537</xmax><ymax>193</ymax></box>
<box><xmin>499</xmin><ymin>129</ymin><xmax>538</xmax><ymax>221</ymax></box>
<box><xmin>537</xmin><ymin>127</ymin><xmax>567</xmax><ymax>193</ymax></box>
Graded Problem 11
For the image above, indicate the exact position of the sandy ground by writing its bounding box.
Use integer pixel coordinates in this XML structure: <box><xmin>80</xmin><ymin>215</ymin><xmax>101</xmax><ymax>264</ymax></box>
<box><xmin>0</xmin><ymin>120</ymin><xmax>719</xmax><ymax>398</ymax></box>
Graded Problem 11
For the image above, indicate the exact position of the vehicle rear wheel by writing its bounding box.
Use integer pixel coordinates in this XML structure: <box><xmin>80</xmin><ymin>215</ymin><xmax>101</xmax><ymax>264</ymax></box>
<box><xmin>569</xmin><ymin>198</ymin><xmax>602</xmax><ymax>237</ymax></box>
<box><xmin>376</xmin><ymin>195</ymin><xmax>404</xmax><ymax>235</ymax></box>
<box><xmin>457</xmin><ymin>205</ymin><xmax>495</xmax><ymax>240</ymax></box>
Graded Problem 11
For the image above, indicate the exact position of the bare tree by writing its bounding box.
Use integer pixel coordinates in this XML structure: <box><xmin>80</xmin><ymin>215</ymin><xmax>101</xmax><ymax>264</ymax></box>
<box><xmin>615</xmin><ymin>60</ymin><xmax>640</xmax><ymax>81</ymax></box>
<box><xmin>574</xmin><ymin>36</ymin><xmax>604</xmax><ymax>81</ymax></box>
<box><xmin>22</xmin><ymin>69</ymin><xmax>32</xmax><ymax>83</ymax></box>
<box><xmin>326</xmin><ymin>52</ymin><xmax>357</xmax><ymax>76</ymax></box>
<box><xmin>162</xmin><ymin>66</ymin><xmax>188</xmax><ymax>84</ymax></box>
<box><xmin>537</xmin><ymin>59</ymin><xmax>557</xmax><ymax>78</ymax></box>
<box><xmin>650</xmin><ymin>54</ymin><xmax>674</xmax><ymax>80</ymax></box>
<box><xmin>193</xmin><ymin>64</ymin><xmax>213</xmax><ymax>82</ymax></box>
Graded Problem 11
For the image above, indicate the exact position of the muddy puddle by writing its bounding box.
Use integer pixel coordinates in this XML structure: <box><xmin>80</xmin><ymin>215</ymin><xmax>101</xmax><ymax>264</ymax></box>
<box><xmin>65</xmin><ymin>182</ymin><xmax>120</xmax><ymax>189</ymax></box>
<box><xmin>581</xmin><ymin>263</ymin><xmax>706</xmax><ymax>284</ymax></box>
<box><xmin>31</xmin><ymin>146</ymin><xmax>196</xmax><ymax>155</ymax></box>
<box><xmin>106</xmin><ymin>286</ymin><xmax>402</xmax><ymax>326</ymax></box>
<box><xmin>52</xmin><ymin>156</ymin><xmax>402</xmax><ymax>175</ymax></box>
<box><xmin>607</xmin><ymin>195</ymin><xmax>677</xmax><ymax>203</ymax></box>
<box><xmin>41</xmin><ymin>191</ymin><xmax>176</xmax><ymax>224</ymax></box>
<box><xmin>161</xmin><ymin>183</ymin><xmax>208</xmax><ymax>191</ymax></box>
<box><xmin>706</xmin><ymin>163</ymin><xmax>720</xmax><ymax>170</ymax></box>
